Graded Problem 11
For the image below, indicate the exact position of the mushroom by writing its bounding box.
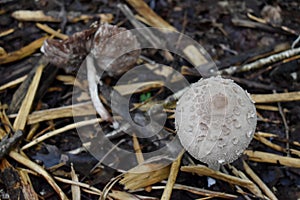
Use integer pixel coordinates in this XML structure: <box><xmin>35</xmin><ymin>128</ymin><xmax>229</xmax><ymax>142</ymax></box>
<box><xmin>41</xmin><ymin>23</ymin><xmax>140</xmax><ymax>127</ymax></box>
<box><xmin>175</xmin><ymin>76</ymin><xmax>257</xmax><ymax>170</ymax></box>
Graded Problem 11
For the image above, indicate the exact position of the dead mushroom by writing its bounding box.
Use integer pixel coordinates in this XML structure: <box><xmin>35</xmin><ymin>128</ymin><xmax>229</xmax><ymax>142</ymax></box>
<box><xmin>175</xmin><ymin>76</ymin><xmax>257</xmax><ymax>170</ymax></box>
<box><xmin>41</xmin><ymin>23</ymin><xmax>140</xmax><ymax>126</ymax></box>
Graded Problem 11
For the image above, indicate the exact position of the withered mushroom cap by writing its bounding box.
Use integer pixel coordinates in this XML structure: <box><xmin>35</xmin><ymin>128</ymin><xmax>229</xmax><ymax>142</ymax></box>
<box><xmin>41</xmin><ymin>23</ymin><xmax>140</xmax><ymax>76</ymax></box>
<box><xmin>175</xmin><ymin>76</ymin><xmax>257</xmax><ymax>169</ymax></box>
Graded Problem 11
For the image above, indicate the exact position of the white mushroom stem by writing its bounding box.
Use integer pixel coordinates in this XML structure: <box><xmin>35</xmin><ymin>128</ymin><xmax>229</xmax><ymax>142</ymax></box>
<box><xmin>86</xmin><ymin>56</ymin><xmax>112</xmax><ymax>122</ymax></box>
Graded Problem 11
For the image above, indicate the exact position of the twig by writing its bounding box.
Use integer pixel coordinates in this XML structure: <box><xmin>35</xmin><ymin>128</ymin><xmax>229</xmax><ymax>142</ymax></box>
<box><xmin>0</xmin><ymin>130</ymin><xmax>23</xmax><ymax>160</ymax></box>
<box><xmin>220</xmin><ymin>46</ymin><xmax>300</xmax><ymax>75</ymax></box>
<box><xmin>273</xmin><ymin>90</ymin><xmax>290</xmax><ymax>156</ymax></box>
<box><xmin>292</xmin><ymin>35</ymin><xmax>300</xmax><ymax>49</ymax></box>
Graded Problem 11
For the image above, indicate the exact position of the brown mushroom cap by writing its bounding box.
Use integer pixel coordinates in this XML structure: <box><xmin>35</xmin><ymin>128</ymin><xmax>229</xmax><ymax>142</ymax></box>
<box><xmin>175</xmin><ymin>76</ymin><xmax>257</xmax><ymax>169</ymax></box>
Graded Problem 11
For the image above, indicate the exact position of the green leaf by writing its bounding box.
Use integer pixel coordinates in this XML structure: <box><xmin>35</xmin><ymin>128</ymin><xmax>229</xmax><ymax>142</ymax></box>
<box><xmin>140</xmin><ymin>92</ymin><xmax>151</xmax><ymax>102</ymax></box>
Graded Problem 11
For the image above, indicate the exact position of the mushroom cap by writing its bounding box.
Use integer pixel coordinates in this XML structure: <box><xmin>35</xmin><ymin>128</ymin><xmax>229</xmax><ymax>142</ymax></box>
<box><xmin>175</xmin><ymin>76</ymin><xmax>257</xmax><ymax>169</ymax></box>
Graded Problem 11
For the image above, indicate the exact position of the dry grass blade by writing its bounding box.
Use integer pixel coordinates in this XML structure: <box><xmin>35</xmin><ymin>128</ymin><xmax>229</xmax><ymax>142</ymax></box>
<box><xmin>254</xmin><ymin>134</ymin><xmax>286</xmax><ymax>152</ymax></box>
<box><xmin>71</xmin><ymin>164</ymin><xmax>80</xmax><ymax>200</ymax></box>
<box><xmin>11</xmin><ymin>10</ymin><xmax>113</xmax><ymax>23</ymax></box>
<box><xmin>154</xmin><ymin>183</ymin><xmax>238</xmax><ymax>199</ymax></box>
<box><xmin>0</xmin><ymin>28</ymin><xmax>14</xmax><ymax>37</ymax></box>
<box><xmin>13</xmin><ymin>59</ymin><xmax>47</xmax><ymax>130</ymax></box>
<box><xmin>18</xmin><ymin>169</ymin><xmax>39</xmax><ymax>200</ymax></box>
<box><xmin>181</xmin><ymin>165</ymin><xmax>259</xmax><ymax>194</ymax></box>
<box><xmin>226</xmin><ymin>164</ymin><xmax>263</xmax><ymax>198</ymax></box>
<box><xmin>9</xmin><ymin>151</ymin><xmax>68</xmax><ymax>200</ymax></box>
<box><xmin>100</xmin><ymin>174</ymin><xmax>123</xmax><ymax>200</ymax></box>
<box><xmin>251</xmin><ymin>91</ymin><xmax>300</xmax><ymax>103</ymax></box>
<box><xmin>255</xmin><ymin>105</ymin><xmax>289</xmax><ymax>112</ymax></box>
<box><xmin>0</xmin><ymin>36</ymin><xmax>48</xmax><ymax>64</ymax></box>
<box><xmin>110</xmin><ymin>190</ymin><xmax>157</xmax><ymax>200</ymax></box>
<box><xmin>126</xmin><ymin>0</ymin><xmax>176</xmax><ymax>31</ymax></box>
<box><xmin>132</xmin><ymin>133</ymin><xmax>144</xmax><ymax>164</ymax></box>
<box><xmin>36</xmin><ymin>23</ymin><xmax>68</xmax><ymax>40</ymax></box>
<box><xmin>125</xmin><ymin>1</ymin><xmax>211</xmax><ymax>73</ymax></box>
<box><xmin>132</xmin><ymin>133</ymin><xmax>153</xmax><ymax>192</ymax></box>
<box><xmin>244</xmin><ymin>150</ymin><xmax>300</xmax><ymax>167</ymax></box>
<box><xmin>54</xmin><ymin>176</ymin><xmax>102</xmax><ymax>195</ymax></box>
<box><xmin>24</xmin><ymin>101</ymin><xmax>94</xmax><ymax>124</ymax></box>
<box><xmin>161</xmin><ymin>150</ymin><xmax>185</xmax><ymax>200</ymax></box>
<box><xmin>183</xmin><ymin>45</ymin><xmax>208</xmax><ymax>67</ymax></box>
<box><xmin>243</xmin><ymin>161</ymin><xmax>278</xmax><ymax>200</ymax></box>
<box><xmin>254</xmin><ymin>134</ymin><xmax>300</xmax><ymax>157</ymax></box>
<box><xmin>114</xmin><ymin>81</ymin><xmax>164</xmax><ymax>96</ymax></box>
<box><xmin>0</xmin><ymin>75</ymin><xmax>27</xmax><ymax>91</ymax></box>
<box><xmin>120</xmin><ymin>163</ymin><xmax>171</xmax><ymax>190</ymax></box>
<box><xmin>22</xmin><ymin>118</ymin><xmax>102</xmax><ymax>150</ymax></box>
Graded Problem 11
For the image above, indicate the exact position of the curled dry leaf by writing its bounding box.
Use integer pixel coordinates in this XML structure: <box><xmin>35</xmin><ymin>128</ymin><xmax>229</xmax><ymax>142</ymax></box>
<box><xmin>175</xmin><ymin>76</ymin><xmax>257</xmax><ymax>170</ymax></box>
